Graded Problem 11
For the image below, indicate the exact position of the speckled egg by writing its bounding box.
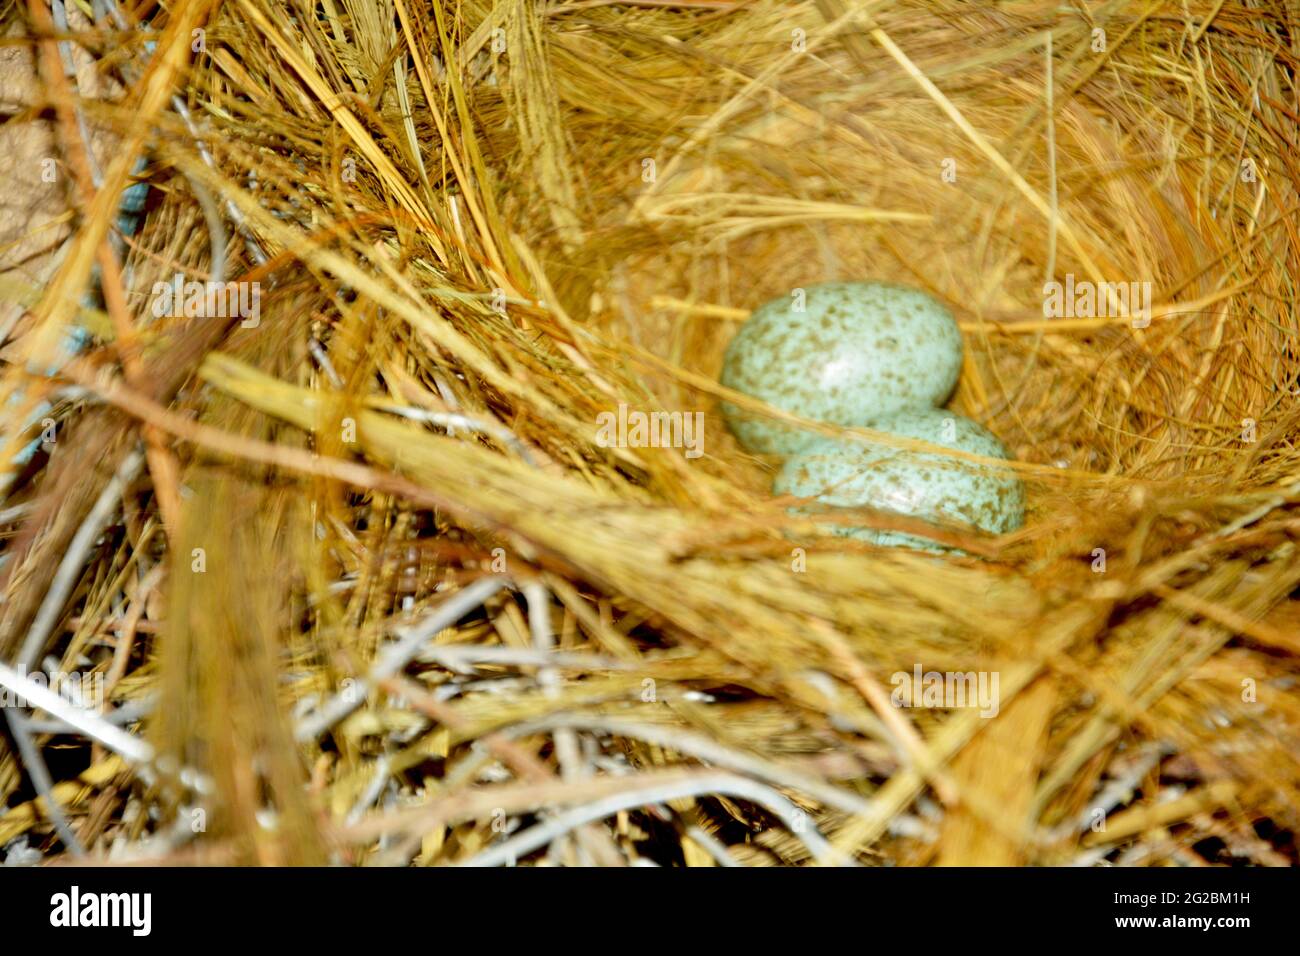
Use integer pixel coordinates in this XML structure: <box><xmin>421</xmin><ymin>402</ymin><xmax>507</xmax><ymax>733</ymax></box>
<box><xmin>774</xmin><ymin>408</ymin><xmax>1024</xmax><ymax>551</ymax></box>
<box><xmin>720</xmin><ymin>281</ymin><xmax>962</xmax><ymax>454</ymax></box>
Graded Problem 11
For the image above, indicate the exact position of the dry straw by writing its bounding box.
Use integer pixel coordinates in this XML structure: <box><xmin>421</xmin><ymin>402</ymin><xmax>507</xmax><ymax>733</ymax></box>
<box><xmin>0</xmin><ymin>0</ymin><xmax>1297</xmax><ymax>866</ymax></box>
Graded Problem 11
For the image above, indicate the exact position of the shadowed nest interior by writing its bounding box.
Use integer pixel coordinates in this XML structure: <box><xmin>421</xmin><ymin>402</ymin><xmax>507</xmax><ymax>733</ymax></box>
<box><xmin>0</xmin><ymin>0</ymin><xmax>1297</xmax><ymax>866</ymax></box>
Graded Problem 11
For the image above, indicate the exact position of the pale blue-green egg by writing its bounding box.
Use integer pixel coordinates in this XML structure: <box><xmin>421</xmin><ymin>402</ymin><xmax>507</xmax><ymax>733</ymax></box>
<box><xmin>774</xmin><ymin>408</ymin><xmax>1024</xmax><ymax>551</ymax></box>
<box><xmin>720</xmin><ymin>281</ymin><xmax>962</xmax><ymax>454</ymax></box>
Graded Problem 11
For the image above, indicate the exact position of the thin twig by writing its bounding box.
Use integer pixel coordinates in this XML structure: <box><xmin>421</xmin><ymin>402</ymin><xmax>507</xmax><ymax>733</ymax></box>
<box><xmin>521</xmin><ymin>579</ymin><xmax>623</xmax><ymax>865</ymax></box>
<box><xmin>683</xmin><ymin>822</ymin><xmax>740</xmax><ymax>867</ymax></box>
<box><xmin>295</xmin><ymin>575</ymin><xmax>510</xmax><ymax>741</ymax></box>
<box><xmin>457</xmin><ymin>771</ymin><xmax>849</xmax><ymax>867</ymax></box>
<box><xmin>502</xmin><ymin>713</ymin><xmax>876</xmax><ymax>818</ymax></box>
<box><xmin>17</xmin><ymin>447</ymin><xmax>145</xmax><ymax>670</ymax></box>
<box><xmin>0</xmin><ymin>660</ymin><xmax>154</xmax><ymax>763</ymax></box>
<box><xmin>413</xmin><ymin>644</ymin><xmax>629</xmax><ymax>672</ymax></box>
<box><xmin>24</xmin><ymin>695</ymin><xmax>154</xmax><ymax>735</ymax></box>
<box><xmin>3</xmin><ymin>709</ymin><xmax>85</xmax><ymax>854</ymax></box>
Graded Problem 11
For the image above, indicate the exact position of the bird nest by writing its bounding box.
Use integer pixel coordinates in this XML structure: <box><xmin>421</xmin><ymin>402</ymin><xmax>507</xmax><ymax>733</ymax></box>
<box><xmin>0</xmin><ymin>0</ymin><xmax>1297</xmax><ymax>866</ymax></box>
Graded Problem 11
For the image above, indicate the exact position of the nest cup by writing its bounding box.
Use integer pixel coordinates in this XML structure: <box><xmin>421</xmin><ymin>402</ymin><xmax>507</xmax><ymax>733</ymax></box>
<box><xmin>604</xmin><ymin>3</ymin><xmax>1300</xmax><ymax>861</ymax></box>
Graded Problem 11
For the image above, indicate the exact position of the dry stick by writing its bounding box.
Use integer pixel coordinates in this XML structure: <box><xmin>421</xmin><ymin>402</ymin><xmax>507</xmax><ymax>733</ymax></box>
<box><xmin>0</xmin><ymin>662</ymin><xmax>154</xmax><ymax>764</ymax></box>
<box><xmin>39</xmin><ymin>0</ymin><xmax>186</xmax><ymax>536</ymax></box>
<box><xmin>4</xmin><ymin>449</ymin><xmax>150</xmax><ymax>853</ymax></box>
<box><xmin>0</xmin><ymin>503</ymin><xmax>33</xmax><ymax>525</ymax></box>
<box><xmin>502</xmin><ymin>714</ymin><xmax>875</xmax><ymax>818</ymax></box>
<box><xmin>25</xmin><ymin>696</ymin><xmax>153</xmax><ymax>736</ymax></box>
<box><xmin>372</xmin><ymin>403</ymin><xmax>537</xmax><ymax>466</ymax></box>
<box><xmin>414</xmin><ymin>644</ymin><xmax>629</xmax><ymax>672</ymax></box>
<box><xmin>458</xmin><ymin>771</ymin><xmax>848</xmax><ymax>868</ymax></box>
<box><xmin>17</xmin><ymin>449</ymin><xmax>145</xmax><ymax>672</ymax></box>
<box><xmin>344</xmin><ymin>755</ymin><xmax>392</xmax><ymax>826</ymax></box>
<box><xmin>522</xmin><ymin>580</ymin><xmax>623</xmax><ymax>867</ymax></box>
<box><xmin>4</xmin><ymin>709</ymin><xmax>82</xmax><ymax>852</ymax></box>
<box><xmin>379</xmin><ymin>680</ymin><xmax>625</xmax><ymax>866</ymax></box>
<box><xmin>166</xmin><ymin>96</ymin><xmax>262</xmax><ymax>267</ymax></box>
<box><xmin>294</xmin><ymin>575</ymin><xmax>510</xmax><ymax>742</ymax></box>
<box><xmin>307</xmin><ymin>339</ymin><xmax>344</xmax><ymax>388</ymax></box>
<box><xmin>525</xmin><ymin>585</ymin><xmax>578</xmax><ymax>769</ymax></box>
<box><xmin>0</xmin><ymin>424</ymin><xmax>134</xmax><ymax>659</ymax></box>
<box><xmin>342</xmin><ymin>766</ymin><xmax>770</xmax><ymax>840</ymax></box>
<box><xmin>104</xmin><ymin>562</ymin><xmax>164</xmax><ymax>697</ymax></box>
<box><xmin>373</xmin><ymin>673</ymin><xmax>560</xmax><ymax>867</ymax></box>
<box><xmin>1082</xmin><ymin>780</ymin><xmax>1240</xmax><ymax>848</ymax></box>
<box><xmin>378</xmin><ymin>675</ymin><xmax>553</xmax><ymax>783</ymax></box>
<box><xmin>96</xmin><ymin>246</ymin><xmax>183</xmax><ymax>534</ymax></box>
<box><xmin>524</xmin><ymin>580</ymin><xmax>569</xmax><ymax>707</ymax></box>
<box><xmin>683</xmin><ymin>823</ymin><xmax>740</xmax><ymax>867</ymax></box>
<box><xmin>4</xmin><ymin>448</ymin><xmax>143</xmax><ymax>850</ymax></box>
<box><xmin>12</xmin><ymin>0</ymin><xmax>116</xmax><ymax>856</ymax></box>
